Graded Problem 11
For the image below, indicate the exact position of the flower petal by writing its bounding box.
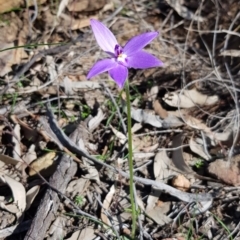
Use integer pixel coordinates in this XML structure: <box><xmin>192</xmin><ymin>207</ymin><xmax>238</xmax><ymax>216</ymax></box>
<box><xmin>90</xmin><ymin>19</ymin><xmax>118</xmax><ymax>54</ymax></box>
<box><xmin>126</xmin><ymin>50</ymin><xmax>163</xmax><ymax>69</ymax></box>
<box><xmin>109</xmin><ymin>64</ymin><xmax>128</xmax><ymax>88</ymax></box>
<box><xmin>123</xmin><ymin>32</ymin><xmax>158</xmax><ymax>56</ymax></box>
<box><xmin>87</xmin><ymin>59</ymin><xmax>117</xmax><ymax>79</ymax></box>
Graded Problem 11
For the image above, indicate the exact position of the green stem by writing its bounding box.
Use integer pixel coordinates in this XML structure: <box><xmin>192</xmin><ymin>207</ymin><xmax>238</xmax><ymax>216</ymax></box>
<box><xmin>125</xmin><ymin>79</ymin><xmax>137</xmax><ymax>238</ymax></box>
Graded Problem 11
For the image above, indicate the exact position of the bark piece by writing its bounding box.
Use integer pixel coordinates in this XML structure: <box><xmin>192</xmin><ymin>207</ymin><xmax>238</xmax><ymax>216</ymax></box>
<box><xmin>24</xmin><ymin>154</ymin><xmax>77</xmax><ymax>239</ymax></box>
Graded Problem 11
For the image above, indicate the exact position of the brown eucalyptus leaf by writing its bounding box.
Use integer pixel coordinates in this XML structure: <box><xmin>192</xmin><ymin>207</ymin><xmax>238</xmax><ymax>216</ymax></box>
<box><xmin>29</xmin><ymin>152</ymin><xmax>57</xmax><ymax>177</ymax></box>
<box><xmin>171</xmin><ymin>175</ymin><xmax>190</xmax><ymax>191</ymax></box>
<box><xmin>153</xmin><ymin>100</ymin><xmax>168</xmax><ymax>119</ymax></box>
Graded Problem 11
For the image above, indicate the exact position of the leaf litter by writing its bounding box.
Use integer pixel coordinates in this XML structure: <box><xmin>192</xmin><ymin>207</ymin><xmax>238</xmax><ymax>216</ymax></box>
<box><xmin>0</xmin><ymin>0</ymin><xmax>240</xmax><ymax>239</ymax></box>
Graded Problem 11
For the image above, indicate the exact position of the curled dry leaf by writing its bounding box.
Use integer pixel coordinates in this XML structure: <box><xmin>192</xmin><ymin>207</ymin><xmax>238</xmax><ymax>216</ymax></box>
<box><xmin>130</xmin><ymin>107</ymin><xmax>163</xmax><ymax>128</ymax></box>
<box><xmin>101</xmin><ymin>184</ymin><xmax>115</xmax><ymax>226</ymax></box>
<box><xmin>25</xmin><ymin>185</ymin><xmax>40</xmax><ymax>211</ymax></box>
<box><xmin>82</xmin><ymin>166</ymin><xmax>100</xmax><ymax>183</ymax></box>
<box><xmin>163</xmin><ymin>88</ymin><xmax>218</xmax><ymax>108</ymax></box>
<box><xmin>110</xmin><ymin>125</ymin><xmax>126</xmax><ymax>144</ymax></box>
<box><xmin>88</xmin><ymin>108</ymin><xmax>105</xmax><ymax>132</ymax></box>
<box><xmin>0</xmin><ymin>174</ymin><xmax>26</xmax><ymax>219</ymax></box>
<box><xmin>171</xmin><ymin>175</ymin><xmax>190</xmax><ymax>192</ymax></box>
<box><xmin>189</xmin><ymin>137</ymin><xmax>210</xmax><ymax>160</ymax></box>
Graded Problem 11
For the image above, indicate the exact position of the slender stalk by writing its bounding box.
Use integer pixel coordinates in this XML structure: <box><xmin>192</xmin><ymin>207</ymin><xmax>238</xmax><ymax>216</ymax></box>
<box><xmin>125</xmin><ymin>79</ymin><xmax>137</xmax><ymax>238</ymax></box>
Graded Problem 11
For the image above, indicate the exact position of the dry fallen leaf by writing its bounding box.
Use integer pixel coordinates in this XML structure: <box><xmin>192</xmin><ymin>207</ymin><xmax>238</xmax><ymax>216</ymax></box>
<box><xmin>67</xmin><ymin>0</ymin><xmax>107</xmax><ymax>12</ymax></box>
<box><xmin>82</xmin><ymin>166</ymin><xmax>100</xmax><ymax>183</ymax></box>
<box><xmin>220</xmin><ymin>49</ymin><xmax>240</xmax><ymax>57</ymax></box>
<box><xmin>12</xmin><ymin>124</ymin><xmax>22</xmax><ymax>162</ymax></box>
<box><xmin>65</xmin><ymin>227</ymin><xmax>96</xmax><ymax>240</ymax></box>
<box><xmin>0</xmin><ymin>174</ymin><xmax>26</xmax><ymax>219</ymax></box>
<box><xmin>163</xmin><ymin>88</ymin><xmax>218</xmax><ymax>108</ymax></box>
<box><xmin>66</xmin><ymin>178</ymin><xmax>89</xmax><ymax>197</ymax></box>
<box><xmin>48</xmin><ymin>216</ymin><xmax>66</xmax><ymax>239</ymax></box>
<box><xmin>189</xmin><ymin>137</ymin><xmax>210</xmax><ymax>160</ymax></box>
<box><xmin>25</xmin><ymin>185</ymin><xmax>40</xmax><ymax>211</ymax></box>
<box><xmin>29</xmin><ymin>152</ymin><xmax>57</xmax><ymax>177</ymax></box>
<box><xmin>171</xmin><ymin>110</ymin><xmax>212</xmax><ymax>133</ymax></box>
<box><xmin>171</xmin><ymin>175</ymin><xmax>190</xmax><ymax>192</ymax></box>
<box><xmin>146</xmin><ymin>195</ymin><xmax>171</xmax><ymax>226</ymax></box>
<box><xmin>0</xmin><ymin>154</ymin><xmax>22</xmax><ymax>165</ymax></box>
<box><xmin>88</xmin><ymin>108</ymin><xmax>105</xmax><ymax>132</ymax></box>
<box><xmin>130</xmin><ymin>107</ymin><xmax>163</xmax><ymax>128</ymax></box>
<box><xmin>153</xmin><ymin>100</ymin><xmax>168</xmax><ymax>119</ymax></box>
<box><xmin>0</xmin><ymin>0</ymin><xmax>46</xmax><ymax>14</ymax></box>
<box><xmin>165</xmin><ymin>0</ymin><xmax>204</xmax><ymax>22</ymax></box>
<box><xmin>154</xmin><ymin>150</ymin><xmax>176</xmax><ymax>182</ymax></box>
<box><xmin>101</xmin><ymin>184</ymin><xmax>115</xmax><ymax>226</ymax></box>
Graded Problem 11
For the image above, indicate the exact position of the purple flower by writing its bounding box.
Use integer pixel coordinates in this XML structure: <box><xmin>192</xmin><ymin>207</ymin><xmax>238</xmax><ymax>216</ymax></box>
<box><xmin>87</xmin><ymin>19</ymin><xmax>163</xmax><ymax>88</ymax></box>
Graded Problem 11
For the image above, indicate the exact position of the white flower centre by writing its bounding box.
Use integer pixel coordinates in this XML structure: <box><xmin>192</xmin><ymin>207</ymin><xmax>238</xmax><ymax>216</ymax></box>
<box><xmin>117</xmin><ymin>53</ymin><xmax>127</xmax><ymax>63</ymax></box>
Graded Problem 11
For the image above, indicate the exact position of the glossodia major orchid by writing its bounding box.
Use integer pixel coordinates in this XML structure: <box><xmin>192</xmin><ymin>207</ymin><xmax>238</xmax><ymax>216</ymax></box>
<box><xmin>87</xmin><ymin>19</ymin><xmax>163</xmax><ymax>88</ymax></box>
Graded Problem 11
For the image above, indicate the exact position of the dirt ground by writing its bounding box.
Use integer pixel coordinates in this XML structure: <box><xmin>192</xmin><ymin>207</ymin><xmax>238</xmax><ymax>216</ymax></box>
<box><xmin>0</xmin><ymin>0</ymin><xmax>240</xmax><ymax>239</ymax></box>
